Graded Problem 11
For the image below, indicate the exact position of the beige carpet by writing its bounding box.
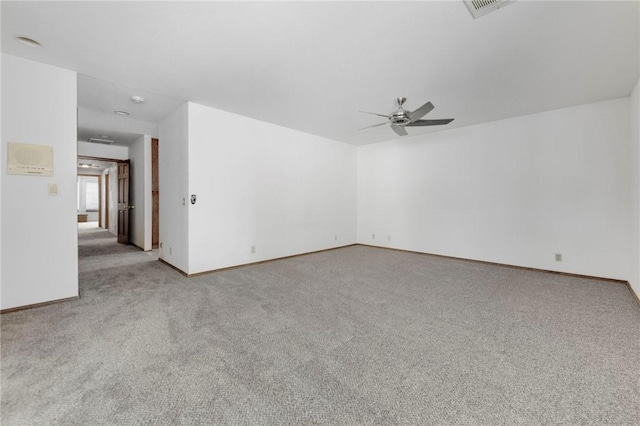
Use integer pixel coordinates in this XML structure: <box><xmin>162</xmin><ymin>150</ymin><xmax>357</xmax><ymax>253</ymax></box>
<box><xmin>1</xmin><ymin>225</ymin><xmax>639</xmax><ymax>424</ymax></box>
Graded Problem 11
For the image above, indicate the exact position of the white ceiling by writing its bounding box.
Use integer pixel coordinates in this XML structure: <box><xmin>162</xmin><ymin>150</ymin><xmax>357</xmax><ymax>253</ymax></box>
<box><xmin>2</xmin><ymin>1</ymin><xmax>639</xmax><ymax>146</ymax></box>
<box><xmin>76</xmin><ymin>75</ymin><xmax>183</xmax><ymax>146</ymax></box>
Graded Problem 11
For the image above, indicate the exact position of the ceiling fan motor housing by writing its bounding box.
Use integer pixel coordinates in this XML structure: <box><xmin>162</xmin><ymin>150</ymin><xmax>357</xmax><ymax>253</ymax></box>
<box><xmin>391</xmin><ymin>110</ymin><xmax>411</xmax><ymax>125</ymax></box>
<box><xmin>391</xmin><ymin>97</ymin><xmax>411</xmax><ymax>125</ymax></box>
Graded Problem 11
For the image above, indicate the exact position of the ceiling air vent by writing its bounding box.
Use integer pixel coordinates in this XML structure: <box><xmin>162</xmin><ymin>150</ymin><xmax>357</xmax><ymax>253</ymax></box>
<box><xmin>88</xmin><ymin>137</ymin><xmax>114</xmax><ymax>145</ymax></box>
<box><xmin>464</xmin><ymin>0</ymin><xmax>515</xmax><ymax>19</ymax></box>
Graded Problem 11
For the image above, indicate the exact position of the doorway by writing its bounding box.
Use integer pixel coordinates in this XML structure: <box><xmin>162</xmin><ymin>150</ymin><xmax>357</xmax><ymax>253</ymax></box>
<box><xmin>78</xmin><ymin>136</ymin><xmax>158</xmax><ymax>250</ymax></box>
<box><xmin>77</xmin><ymin>174</ymin><xmax>101</xmax><ymax>226</ymax></box>
<box><xmin>77</xmin><ymin>156</ymin><xmax>128</xmax><ymax>243</ymax></box>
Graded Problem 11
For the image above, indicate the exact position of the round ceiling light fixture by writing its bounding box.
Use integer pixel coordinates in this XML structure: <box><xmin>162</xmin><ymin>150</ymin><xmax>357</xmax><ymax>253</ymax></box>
<box><xmin>130</xmin><ymin>95</ymin><xmax>145</xmax><ymax>104</ymax></box>
<box><xmin>114</xmin><ymin>110</ymin><xmax>130</xmax><ymax>116</ymax></box>
<box><xmin>14</xmin><ymin>35</ymin><xmax>42</xmax><ymax>48</ymax></box>
<box><xmin>99</xmin><ymin>134</ymin><xmax>111</xmax><ymax>139</ymax></box>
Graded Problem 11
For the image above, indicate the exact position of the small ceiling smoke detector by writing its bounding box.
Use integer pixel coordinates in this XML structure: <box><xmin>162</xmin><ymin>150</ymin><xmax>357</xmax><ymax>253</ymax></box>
<box><xmin>130</xmin><ymin>95</ymin><xmax>145</xmax><ymax>104</ymax></box>
<box><xmin>114</xmin><ymin>110</ymin><xmax>130</xmax><ymax>116</ymax></box>
<box><xmin>464</xmin><ymin>0</ymin><xmax>515</xmax><ymax>19</ymax></box>
<box><xmin>98</xmin><ymin>134</ymin><xmax>111</xmax><ymax>139</ymax></box>
<box><xmin>14</xmin><ymin>35</ymin><xmax>42</xmax><ymax>48</ymax></box>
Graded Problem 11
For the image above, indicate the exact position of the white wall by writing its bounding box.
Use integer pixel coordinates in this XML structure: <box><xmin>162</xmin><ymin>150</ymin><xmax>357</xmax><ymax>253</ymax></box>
<box><xmin>0</xmin><ymin>47</ymin><xmax>3</xmax><ymax>300</ymax></box>
<box><xmin>158</xmin><ymin>103</ymin><xmax>189</xmax><ymax>272</ymax></box>
<box><xmin>358</xmin><ymin>98</ymin><xmax>631</xmax><ymax>281</ymax></box>
<box><xmin>128</xmin><ymin>134</ymin><xmax>152</xmax><ymax>250</ymax></box>
<box><xmin>1</xmin><ymin>54</ymin><xmax>78</xmax><ymax>310</ymax></box>
<box><xmin>630</xmin><ymin>80</ymin><xmax>640</xmax><ymax>296</ymax></box>
<box><xmin>78</xmin><ymin>140</ymin><xmax>128</xmax><ymax>160</ymax></box>
<box><xmin>186</xmin><ymin>102</ymin><xmax>357</xmax><ymax>274</ymax></box>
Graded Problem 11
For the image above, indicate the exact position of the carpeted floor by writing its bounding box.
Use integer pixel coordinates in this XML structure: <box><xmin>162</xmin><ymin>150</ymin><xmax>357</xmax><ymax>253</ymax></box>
<box><xmin>1</xmin><ymin>224</ymin><xmax>639</xmax><ymax>425</ymax></box>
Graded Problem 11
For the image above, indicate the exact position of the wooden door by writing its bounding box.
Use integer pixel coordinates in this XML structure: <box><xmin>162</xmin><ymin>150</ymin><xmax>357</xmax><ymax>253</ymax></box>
<box><xmin>105</xmin><ymin>172</ymin><xmax>110</xmax><ymax>231</ymax></box>
<box><xmin>152</xmin><ymin>138</ymin><xmax>159</xmax><ymax>248</ymax></box>
<box><xmin>117</xmin><ymin>160</ymin><xmax>131</xmax><ymax>244</ymax></box>
<box><xmin>97</xmin><ymin>175</ymin><xmax>102</xmax><ymax>228</ymax></box>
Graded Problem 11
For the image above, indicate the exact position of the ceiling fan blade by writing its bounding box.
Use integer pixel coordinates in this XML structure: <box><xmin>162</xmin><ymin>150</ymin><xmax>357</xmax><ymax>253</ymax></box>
<box><xmin>390</xmin><ymin>125</ymin><xmax>408</xmax><ymax>136</ymax></box>
<box><xmin>359</xmin><ymin>110</ymin><xmax>391</xmax><ymax>118</ymax></box>
<box><xmin>359</xmin><ymin>121</ymin><xmax>389</xmax><ymax>130</ymax></box>
<box><xmin>405</xmin><ymin>118</ymin><xmax>454</xmax><ymax>127</ymax></box>
<box><xmin>408</xmin><ymin>101</ymin><xmax>435</xmax><ymax>122</ymax></box>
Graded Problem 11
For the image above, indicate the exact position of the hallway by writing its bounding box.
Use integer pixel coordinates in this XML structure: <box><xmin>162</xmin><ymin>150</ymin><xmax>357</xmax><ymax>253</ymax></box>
<box><xmin>78</xmin><ymin>222</ymin><xmax>158</xmax><ymax>290</ymax></box>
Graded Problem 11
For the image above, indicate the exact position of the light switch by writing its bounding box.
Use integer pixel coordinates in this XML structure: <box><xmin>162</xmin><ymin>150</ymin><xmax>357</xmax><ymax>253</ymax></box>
<box><xmin>48</xmin><ymin>183</ymin><xmax>58</xmax><ymax>195</ymax></box>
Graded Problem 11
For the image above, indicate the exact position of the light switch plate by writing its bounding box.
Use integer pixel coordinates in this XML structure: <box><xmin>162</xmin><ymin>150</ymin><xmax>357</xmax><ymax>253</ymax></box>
<box><xmin>48</xmin><ymin>183</ymin><xmax>58</xmax><ymax>195</ymax></box>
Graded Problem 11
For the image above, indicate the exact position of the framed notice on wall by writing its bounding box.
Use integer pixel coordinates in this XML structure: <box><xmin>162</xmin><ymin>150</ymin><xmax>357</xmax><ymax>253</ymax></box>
<box><xmin>7</xmin><ymin>142</ymin><xmax>54</xmax><ymax>176</ymax></box>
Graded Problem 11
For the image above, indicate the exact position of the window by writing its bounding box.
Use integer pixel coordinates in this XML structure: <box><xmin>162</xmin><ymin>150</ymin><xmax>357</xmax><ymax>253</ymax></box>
<box><xmin>85</xmin><ymin>182</ymin><xmax>99</xmax><ymax>211</ymax></box>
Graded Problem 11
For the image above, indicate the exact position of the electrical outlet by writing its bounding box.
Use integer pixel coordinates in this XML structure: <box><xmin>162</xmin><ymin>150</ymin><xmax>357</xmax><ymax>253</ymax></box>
<box><xmin>372</xmin><ymin>234</ymin><xmax>375</xmax><ymax>240</ymax></box>
<box><xmin>334</xmin><ymin>235</ymin><xmax>338</xmax><ymax>241</ymax></box>
<box><xmin>388</xmin><ymin>235</ymin><xmax>391</xmax><ymax>241</ymax></box>
<box><xmin>251</xmin><ymin>245</ymin><xmax>256</xmax><ymax>254</ymax></box>
<box><xmin>182</xmin><ymin>197</ymin><xmax>186</xmax><ymax>206</ymax></box>
<box><xmin>555</xmin><ymin>253</ymin><xmax>562</xmax><ymax>262</ymax></box>
<box><xmin>170</xmin><ymin>247</ymin><xmax>172</xmax><ymax>255</ymax></box>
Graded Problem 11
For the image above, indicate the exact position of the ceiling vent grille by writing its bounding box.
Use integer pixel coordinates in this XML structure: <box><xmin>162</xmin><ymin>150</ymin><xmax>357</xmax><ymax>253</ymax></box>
<box><xmin>464</xmin><ymin>0</ymin><xmax>515</xmax><ymax>19</ymax></box>
<box><xmin>88</xmin><ymin>137</ymin><xmax>114</xmax><ymax>145</ymax></box>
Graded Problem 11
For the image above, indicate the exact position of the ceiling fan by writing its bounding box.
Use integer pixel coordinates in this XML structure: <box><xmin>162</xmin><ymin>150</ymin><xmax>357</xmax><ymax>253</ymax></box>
<box><xmin>360</xmin><ymin>97</ymin><xmax>454</xmax><ymax>136</ymax></box>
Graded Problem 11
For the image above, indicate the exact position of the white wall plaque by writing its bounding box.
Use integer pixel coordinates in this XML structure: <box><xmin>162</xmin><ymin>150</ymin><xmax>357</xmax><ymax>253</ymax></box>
<box><xmin>7</xmin><ymin>142</ymin><xmax>54</xmax><ymax>176</ymax></box>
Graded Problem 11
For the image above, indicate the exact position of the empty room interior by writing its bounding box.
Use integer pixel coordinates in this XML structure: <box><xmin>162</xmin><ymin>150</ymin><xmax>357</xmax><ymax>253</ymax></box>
<box><xmin>1</xmin><ymin>1</ymin><xmax>639</xmax><ymax>424</ymax></box>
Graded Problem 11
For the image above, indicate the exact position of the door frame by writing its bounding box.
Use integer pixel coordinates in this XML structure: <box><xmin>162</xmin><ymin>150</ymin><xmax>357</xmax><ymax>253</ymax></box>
<box><xmin>77</xmin><ymin>155</ymin><xmax>125</xmax><ymax>235</ymax></box>
<box><xmin>77</xmin><ymin>173</ymin><xmax>102</xmax><ymax>227</ymax></box>
<box><xmin>105</xmin><ymin>171</ymin><xmax>110</xmax><ymax>231</ymax></box>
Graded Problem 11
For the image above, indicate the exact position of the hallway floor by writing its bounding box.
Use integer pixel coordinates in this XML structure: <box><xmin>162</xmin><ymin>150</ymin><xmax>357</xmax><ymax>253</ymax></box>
<box><xmin>78</xmin><ymin>222</ymin><xmax>158</xmax><ymax>278</ymax></box>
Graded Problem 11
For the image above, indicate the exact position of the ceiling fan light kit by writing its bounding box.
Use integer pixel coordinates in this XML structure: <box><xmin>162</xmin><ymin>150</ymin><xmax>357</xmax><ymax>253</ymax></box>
<box><xmin>360</xmin><ymin>98</ymin><xmax>455</xmax><ymax>137</ymax></box>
